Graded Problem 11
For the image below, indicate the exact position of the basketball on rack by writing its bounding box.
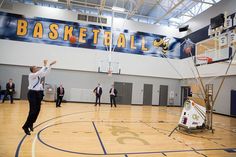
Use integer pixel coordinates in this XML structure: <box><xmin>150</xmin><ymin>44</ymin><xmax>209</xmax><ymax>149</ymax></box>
<box><xmin>69</xmin><ymin>36</ymin><xmax>77</xmax><ymax>44</ymax></box>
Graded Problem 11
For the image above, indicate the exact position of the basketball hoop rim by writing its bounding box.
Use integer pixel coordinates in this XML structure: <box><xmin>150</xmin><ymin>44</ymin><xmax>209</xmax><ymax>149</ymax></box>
<box><xmin>196</xmin><ymin>56</ymin><xmax>213</xmax><ymax>64</ymax></box>
<box><xmin>197</xmin><ymin>56</ymin><xmax>212</xmax><ymax>61</ymax></box>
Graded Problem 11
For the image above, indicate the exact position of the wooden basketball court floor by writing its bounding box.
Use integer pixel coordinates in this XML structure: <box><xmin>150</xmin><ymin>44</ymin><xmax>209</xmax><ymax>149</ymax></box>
<box><xmin>0</xmin><ymin>101</ymin><xmax>236</xmax><ymax>157</ymax></box>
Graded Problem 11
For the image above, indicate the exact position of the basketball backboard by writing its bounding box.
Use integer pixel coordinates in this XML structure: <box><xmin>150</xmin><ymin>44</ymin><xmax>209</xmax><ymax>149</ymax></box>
<box><xmin>98</xmin><ymin>60</ymin><xmax>121</xmax><ymax>74</ymax></box>
<box><xmin>195</xmin><ymin>28</ymin><xmax>235</xmax><ymax>66</ymax></box>
<box><xmin>195</xmin><ymin>35</ymin><xmax>230</xmax><ymax>65</ymax></box>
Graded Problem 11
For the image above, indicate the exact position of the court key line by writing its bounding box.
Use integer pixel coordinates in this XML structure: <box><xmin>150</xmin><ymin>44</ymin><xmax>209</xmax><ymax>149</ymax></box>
<box><xmin>92</xmin><ymin>121</ymin><xmax>107</xmax><ymax>155</ymax></box>
<box><xmin>32</xmin><ymin>133</ymin><xmax>38</xmax><ymax>157</ymax></box>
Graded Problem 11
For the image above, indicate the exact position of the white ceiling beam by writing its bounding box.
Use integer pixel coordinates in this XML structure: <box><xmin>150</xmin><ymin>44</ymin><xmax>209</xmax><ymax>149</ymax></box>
<box><xmin>182</xmin><ymin>14</ymin><xmax>193</xmax><ymax>17</ymax></box>
<box><xmin>0</xmin><ymin>0</ymin><xmax>5</xmax><ymax>8</ymax></box>
<box><xmin>98</xmin><ymin>0</ymin><xmax>106</xmax><ymax>15</ymax></box>
<box><xmin>178</xmin><ymin>1</ymin><xmax>196</xmax><ymax>16</ymax></box>
<box><xmin>154</xmin><ymin>0</ymin><xmax>185</xmax><ymax>24</ymax></box>
<box><xmin>69</xmin><ymin>0</ymin><xmax>160</xmax><ymax>21</ymax></box>
<box><xmin>196</xmin><ymin>2</ymin><xmax>203</xmax><ymax>14</ymax></box>
<box><xmin>127</xmin><ymin>0</ymin><xmax>144</xmax><ymax>19</ymax></box>
<box><xmin>167</xmin><ymin>1</ymin><xmax>195</xmax><ymax>21</ymax></box>
<box><xmin>212</xmin><ymin>0</ymin><xmax>217</xmax><ymax>3</ymax></box>
<box><xmin>145</xmin><ymin>0</ymin><xmax>168</xmax><ymax>16</ymax></box>
<box><xmin>192</xmin><ymin>0</ymin><xmax>214</xmax><ymax>5</ymax></box>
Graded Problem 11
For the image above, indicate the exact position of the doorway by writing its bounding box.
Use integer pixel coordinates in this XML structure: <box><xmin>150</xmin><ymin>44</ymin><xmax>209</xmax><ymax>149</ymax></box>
<box><xmin>20</xmin><ymin>75</ymin><xmax>28</xmax><ymax>100</ymax></box>
<box><xmin>114</xmin><ymin>82</ymin><xmax>133</xmax><ymax>105</ymax></box>
<box><xmin>159</xmin><ymin>85</ymin><xmax>168</xmax><ymax>106</ymax></box>
<box><xmin>143</xmin><ymin>84</ymin><xmax>153</xmax><ymax>105</ymax></box>
<box><xmin>181</xmin><ymin>86</ymin><xmax>191</xmax><ymax>106</ymax></box>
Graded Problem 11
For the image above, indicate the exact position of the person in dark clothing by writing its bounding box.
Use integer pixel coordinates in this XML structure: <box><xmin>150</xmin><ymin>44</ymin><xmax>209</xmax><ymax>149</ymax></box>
<box><xmin>0</xmin><ymin>85</ymin><xmax>1</xmax><ymax>100</ymax></box>
<box><xmin>2</xmin><ymin>79</ymin><xmax>15</xmax><ymax>104</ymax></box>
<box><xmin>93</xmin><ymin>83</ymin><xmax>102</xmax><ymax>106</ymax></box>
<box><xmin>0</xmin><ymin>85</ymin><xmax>2</xmax><ymax>101</ymax></box>
<box><xmin>56</xmin><ymin>84</ymin><xmax>65</xmax><ymax>107</ymax></box>
<box><xmin>109</xmin><ymin>84</ymin><xmax>118</xmax><ymax>107</ymax></box>
<box><xmin>39</xmin><ymin>80</ymin><xmax>45</xmax><ymax>101</ymax></box>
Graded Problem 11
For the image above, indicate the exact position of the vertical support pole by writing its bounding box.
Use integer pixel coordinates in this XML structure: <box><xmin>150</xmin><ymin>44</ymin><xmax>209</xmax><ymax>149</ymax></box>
<box><xmin>108</xmin><ymin>11</ymin><xmax>114</xmax><ymax>73</ymax></box>
<box><xmin>205</xmin><ymin>84</ymin><xmax>213</xmax><ymax>130</ymax></box>
<box><xmin>110</xmin><ymin>11</ymin><xmax>114</xmax><ymax>54</ymax></box>
<box><xmin>189</xmin><ymin>51</ymin><xmax>206</xmax><ymax>99</ymax></box>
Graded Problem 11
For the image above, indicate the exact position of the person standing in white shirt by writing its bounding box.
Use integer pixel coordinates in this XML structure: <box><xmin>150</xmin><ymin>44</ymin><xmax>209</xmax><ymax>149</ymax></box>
<box><xmin>22</xmin><ymin>60</ymin><xmax>56</xmax><ymax>135</ymax></box>
<box><xmin>109</xmin><ymin>84</ymin><xmax>118</xmax><ymax>107</ymax></box>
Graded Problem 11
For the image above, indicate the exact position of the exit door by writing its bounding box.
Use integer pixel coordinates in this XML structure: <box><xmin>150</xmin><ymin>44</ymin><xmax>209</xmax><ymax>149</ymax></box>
<box><xmin>20</xmin><ymin>75</ymin><xmax>28</xmax><ymax>100</ymax></box>
<box><xmin>159</xmin><ymin>85</ymin><xmax>168</xmax><ymax>106</ymax></box>
<box><xmin>143</xmin><ymin>84</ymin><xmax>153</xmax><ymax>105</ymax></box>
<box><xmin>114</xmin><ymin>82</ymin><xmax>133</xmax><ymax>105</ymax></box>
<box><xmin>181</xmin><ymin>86</ymin><xmax>191</xmax><ymax>106</ymax></box>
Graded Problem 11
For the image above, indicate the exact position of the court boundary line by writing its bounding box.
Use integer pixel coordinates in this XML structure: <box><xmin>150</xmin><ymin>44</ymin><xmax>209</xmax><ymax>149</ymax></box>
<box><xmin>191</xmin><ymin>147</ymin><xmax>208</xmax><ymax>157</ymax></box>
<box><xmin>92</xmin><ymin>121</ymin><xmax>107</xmax><ymax>155</ymax></box>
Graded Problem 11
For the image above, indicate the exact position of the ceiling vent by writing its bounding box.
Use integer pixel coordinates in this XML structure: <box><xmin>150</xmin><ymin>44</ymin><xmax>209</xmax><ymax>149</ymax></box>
<box><xmin>77</xmin><ymin>13</ymin><xmax>107</xmax><ymax>24</ymax></box>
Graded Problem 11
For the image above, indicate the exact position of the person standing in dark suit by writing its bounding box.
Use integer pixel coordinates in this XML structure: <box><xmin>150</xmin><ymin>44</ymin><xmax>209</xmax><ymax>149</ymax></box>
<box><xmin>93</xmin><ymin>83</ymin><xmax>102</xmax><ymax>106</ymax></box>
<box><xmin>2</xmin><ymin>79</ymin><xmax>15</xmax><ymax>104</ymax></box>
<box><xmin>22</xmin><ymin>60</ymin><xmax>56</xmax><ymax>135</ymax></box>
<box><xmin>109</xmin><ymin>84</ymin><xmax>118</xmax><ymax>107</ymax></box>
<box><xmin>56</xmin><ymin>84</ymin><xmax>65</xmax><ymax>107</ymax></box>
<box><xmin>0</xmin><ymin>85</ymin><xmax>1</xmax><ymax>100</ymax></box>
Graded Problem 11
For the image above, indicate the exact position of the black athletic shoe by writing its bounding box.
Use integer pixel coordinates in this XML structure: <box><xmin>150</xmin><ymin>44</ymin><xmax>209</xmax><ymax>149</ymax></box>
<box><xmin>22</xmin><ymin>127</ymin><xmax>31</xmax><ymax>135</ymax></box>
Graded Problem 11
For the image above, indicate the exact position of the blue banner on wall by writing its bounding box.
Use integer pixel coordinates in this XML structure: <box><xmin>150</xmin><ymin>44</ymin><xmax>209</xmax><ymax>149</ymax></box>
<box><xmin>0</xmin><ymin>11</ymin><xmax>182</xmax><ymax>58</ymax></box>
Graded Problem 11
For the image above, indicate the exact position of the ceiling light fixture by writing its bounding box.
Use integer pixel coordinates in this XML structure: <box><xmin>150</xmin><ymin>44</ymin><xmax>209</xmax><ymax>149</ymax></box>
<box><xmin>112</xmin><ymin>6</ymin><xmax>125</xmax><ymax>12</ymax></box>
<box><xmin>169</xmin><ymin>17</ymin><xmax>181</xmax><ymax>23</ymax></box>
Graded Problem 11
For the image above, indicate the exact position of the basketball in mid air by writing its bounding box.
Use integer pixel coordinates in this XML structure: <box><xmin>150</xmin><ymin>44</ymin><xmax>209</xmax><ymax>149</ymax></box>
<box><xmin>69</xmin><ymin>36</ymin><xmax>77</xmax><ymax>44</ymax></box>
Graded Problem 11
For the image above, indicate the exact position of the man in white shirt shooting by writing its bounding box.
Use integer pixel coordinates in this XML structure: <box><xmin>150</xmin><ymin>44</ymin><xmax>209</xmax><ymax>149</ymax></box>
<box><xmin>22</xmin><ymin>60</ymin><xmax>56</xmax><ymax>135</ymax></box>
